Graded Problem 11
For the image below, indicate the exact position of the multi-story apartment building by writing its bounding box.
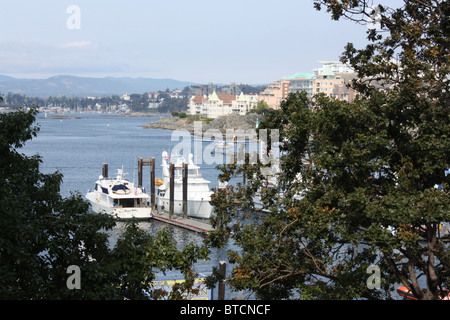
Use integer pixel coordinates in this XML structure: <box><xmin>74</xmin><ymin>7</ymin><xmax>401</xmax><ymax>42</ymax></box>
<box><xmin>188</xmin><ymin>91</ymin><xmax>259</xmax><ymax>119</ymax></box>
<box><xmin>314</xmin><ymin>66</ymin><xmax>344</xmax><ymax>95</ymax></box>
<box><xmin>259</xmin><ymin>61</ymin><xmax>357</xmax><ymax>109</ymax></box>
<box><xmin>314</xmin><ymin>66</ymin><xmax>357</xmax><ymax>102</ymax></box>
<box><xmin>257</xmin><ymin>79</ymin><xmax>290</xmax><ymax>110</ymax></box>
<box><xmin>284</xmin><ymin>72</ymin><xmax>315</xmax><ymax>98</ymax></box>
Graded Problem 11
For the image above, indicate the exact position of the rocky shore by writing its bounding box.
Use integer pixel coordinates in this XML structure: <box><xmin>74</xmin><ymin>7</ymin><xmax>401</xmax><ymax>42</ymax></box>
<box><xmin>140</xmin><ymin>113</ymin><xmax>265</xmax><ymax>138</ymax></box>
<box><xmin>106</xmin><ymin>112</ymin><xmax>162</xmax><ymax>117</ymax></box>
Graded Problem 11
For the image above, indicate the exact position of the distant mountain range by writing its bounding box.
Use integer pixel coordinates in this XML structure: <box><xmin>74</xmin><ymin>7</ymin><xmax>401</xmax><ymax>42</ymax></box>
<box><xmin>0</xmin><ymin>75</ymin><xmax>196</xmax><ymax>97</ymax></box>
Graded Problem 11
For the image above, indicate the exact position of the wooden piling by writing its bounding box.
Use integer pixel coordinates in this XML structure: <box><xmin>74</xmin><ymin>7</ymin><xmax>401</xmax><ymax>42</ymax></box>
<box><xmin>218</xmin><ymin>261</ymin><xmax>227</xmax><ymax>300</ymax></box>
<box><xmin>102</xmin><ymin>162</ymin><xmax>108</xmax><ymax>178</ymax></box>
<box><xmin>137</xmin><ymin>157</ymin><xmax>156</xmax><ymax>208</ymax></box>
<box><xmin>137</xmin><ymin>157</ymin><xmax>143</xmax><ymax>187</ymax></box>
<box><xmin>169</xmin><ymin>162</ymin><xmax>174</xmax><ymax>219</ymax></box>
<box><xmin>182</xmin><ymin>162</ymin><xmax>188</xmax><ymax>219</ymax></box>
<box><xmin>150</xmin><ymin>157</ymin><xmax>155</xmax><ymax>209</ymax></box>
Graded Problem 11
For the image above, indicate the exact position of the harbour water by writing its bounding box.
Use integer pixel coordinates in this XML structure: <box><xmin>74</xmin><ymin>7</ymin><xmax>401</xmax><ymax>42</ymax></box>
<box><xmin>21</xmin><ymin>112</ymin><xmax>238</xmax><ymax>299</ymax></box>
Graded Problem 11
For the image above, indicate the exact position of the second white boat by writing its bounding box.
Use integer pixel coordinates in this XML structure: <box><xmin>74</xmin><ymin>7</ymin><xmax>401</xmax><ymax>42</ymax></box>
<box><xmin>156</xmin><ymin>151</ymin><xmax>214</xmax><ymax>219</ymax></box>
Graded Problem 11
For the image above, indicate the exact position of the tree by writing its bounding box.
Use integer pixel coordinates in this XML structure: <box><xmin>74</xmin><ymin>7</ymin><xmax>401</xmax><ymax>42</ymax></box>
<box><xmin>157</xmin><ymin>96</ymin><xmax>189</xmax><ymax>113</ymax></box>
<box><xmin>206</xmin><ymin>0</ymin><xmax>449</xmax><ymax>300</ymax></box>
<box><xmin>248</xmin><ymin>101</ymin><xmax>270</xmax><ymax>114</ymax></box>
<box><xmin>0</xmin><ymin>105</ymin><xmax>209</xmax><ymax>299</ymax></box>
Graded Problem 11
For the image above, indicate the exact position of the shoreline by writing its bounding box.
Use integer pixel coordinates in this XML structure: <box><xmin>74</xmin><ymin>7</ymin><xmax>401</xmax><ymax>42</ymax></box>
<box><xmin>140</xmin><ymin>113</ymin><xmax>265</xmax><ymax>140</ymax></box>
<box><xmin>48</xmin><ymin>115</ymin><xmax>82</xmax><ymax>119</ymax></box>
<box><xmin>105</xmin><ymin>112</ymin><xmax>165</xmax><ymax>117</ymax></box>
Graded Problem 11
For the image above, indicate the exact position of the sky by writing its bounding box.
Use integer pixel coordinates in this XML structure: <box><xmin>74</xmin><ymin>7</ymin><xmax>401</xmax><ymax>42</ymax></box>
<box><xmin>0</xmin><ymin>0</ymin><xmax>403</xmax><ymax>85</ymax></box>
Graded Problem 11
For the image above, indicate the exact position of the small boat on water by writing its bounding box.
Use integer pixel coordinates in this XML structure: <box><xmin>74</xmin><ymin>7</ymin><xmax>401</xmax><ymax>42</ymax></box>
<box><xmin>156</xmin><ymin>151</ymin><xmax>214</xmax><ymax>219</ymax></box>
<box><xmin>212</xmin><ymin>142</ymin><xmax>234</xmax><ymax>154</ymax></box>
<box><xmin>85</xmin><ymin>167</ymin><xmax>152</xmax><ymax>219</ymax></box>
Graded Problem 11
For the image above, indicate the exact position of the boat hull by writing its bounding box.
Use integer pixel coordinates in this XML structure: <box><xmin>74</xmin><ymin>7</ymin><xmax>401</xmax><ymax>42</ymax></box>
<box><xmin>86</xmin><ymin>192</ymin><xmax>152</xmax><ymax>219</ymax></box>
<box><xmin>159</xmin><ymin>197</ymin><xmax>213</xmax><ymax>219</ymax></box>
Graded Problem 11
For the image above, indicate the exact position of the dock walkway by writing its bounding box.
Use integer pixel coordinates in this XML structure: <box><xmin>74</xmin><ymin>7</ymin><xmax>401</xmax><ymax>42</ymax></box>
<box><xmin>152</xmin><ymin>210</ymin><xmax>214</xmax><ymax>233</ymax></box>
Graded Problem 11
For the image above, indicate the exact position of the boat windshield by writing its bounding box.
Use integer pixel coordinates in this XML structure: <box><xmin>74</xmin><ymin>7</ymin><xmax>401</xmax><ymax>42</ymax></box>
<box><xmin>113</xmin><ymin>197</ymin><xmax>148</xmax><ymax>208</ymax></box>
<box><xmin>174</xmin><ymin>167</ymin><xmax>201</xmax><ymax>177</ymax></box>
<box><xmin>112</xmin><ymin>184</ymin><xmax>129</xmax><ymax>192</ymax></box>
<box><xmin>188</xmin><ymin>168</ymin><xmax>199</xmax><ymax>176</ymax></box>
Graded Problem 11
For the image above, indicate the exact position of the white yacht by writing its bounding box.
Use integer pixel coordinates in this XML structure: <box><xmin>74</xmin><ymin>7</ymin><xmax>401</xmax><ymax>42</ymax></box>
<box><xmin>156</xmin><ymin>152</ymin><xmax>214</xmax><ymax>219</ymax></box>
<box><xmin>85</xmin><ymin>167</ymin><xmax>152</xmax><ymax>219</ymax></box>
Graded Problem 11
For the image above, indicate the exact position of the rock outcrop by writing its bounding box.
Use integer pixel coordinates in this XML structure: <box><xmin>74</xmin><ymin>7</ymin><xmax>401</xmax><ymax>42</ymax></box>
<box><xmin>141</xmin><ymin>113</ymin><xmax>264</xmax><ymax>137</ymax></box>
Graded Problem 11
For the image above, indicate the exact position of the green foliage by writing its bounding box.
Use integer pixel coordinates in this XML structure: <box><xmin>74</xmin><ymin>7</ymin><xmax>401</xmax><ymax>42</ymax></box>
<box><xmin>207</xmin><ymin>0</ymin><xmax>450</xmax><ymax>300</ymax></box>
<box><xmin>157</xmin><ymin>97</ymin><xmax>189</xmax><ymax>113</ymax></box>
<box><xmin>248</xmin><ymin>101</ymin><xmax>270</xmax><ymax>115</ymax></box>
<box><xmin>0</xmin><ymin>108</ymin><xmax>210</xmax><ymax>299</ymax></box>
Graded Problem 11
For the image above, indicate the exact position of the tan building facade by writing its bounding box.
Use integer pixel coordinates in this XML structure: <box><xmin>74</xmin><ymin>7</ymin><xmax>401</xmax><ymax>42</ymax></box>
<box><xmin>314</xmin><ymin>66</ymin><xmax>344</xmax><ymax>96</ymax></box>
<box><xmin>258</xmin><ymin>79</ymin><xmax>290</xmax><ymax>110</ymax></box>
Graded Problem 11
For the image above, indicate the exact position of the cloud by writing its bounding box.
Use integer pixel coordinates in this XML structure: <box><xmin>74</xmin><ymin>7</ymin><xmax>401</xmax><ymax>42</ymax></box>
<box><xmin>0</xmin><ymin>40</ymin><xmax>126</xmax><ymax>77</ymax></box>
<box><xmin>57</xmin><ymin>41</ymin><xmax>95</xmax><ymax>50</ymax></box>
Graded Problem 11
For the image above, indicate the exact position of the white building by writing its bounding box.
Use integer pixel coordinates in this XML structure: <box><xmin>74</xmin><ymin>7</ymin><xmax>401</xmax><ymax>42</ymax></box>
<box><xmin>121</xmin><ymin>93</ymin><xmax>131</xmax><ymax>101</ymax></box>
<box><xmin>188</xmin><ymin>91</ymin><xmax>259</xmax><ymax>119</ymax></box>
<box><xmin>313</xmin><ymin>60</ymin><xmax>355</xmax><ymax>76</ymax></box>
<box><xmin>232</xmin><ymin>92</ymin><xmax>259</xmax><ymax>115</ymax></box>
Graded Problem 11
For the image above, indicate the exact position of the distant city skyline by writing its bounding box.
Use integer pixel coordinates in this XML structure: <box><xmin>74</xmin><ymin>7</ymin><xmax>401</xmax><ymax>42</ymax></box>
<box><xmin>0</xmin><ymin>0</ymin><xmax>404</xmax><ymax>84</ymax></box>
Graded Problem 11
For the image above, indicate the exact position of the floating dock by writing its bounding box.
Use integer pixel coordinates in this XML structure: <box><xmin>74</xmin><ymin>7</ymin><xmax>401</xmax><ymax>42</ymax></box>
<box><xmin>152</xmin><ymin>210</ymin><xmax>214</xmax><ymax>233</ymax></box>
